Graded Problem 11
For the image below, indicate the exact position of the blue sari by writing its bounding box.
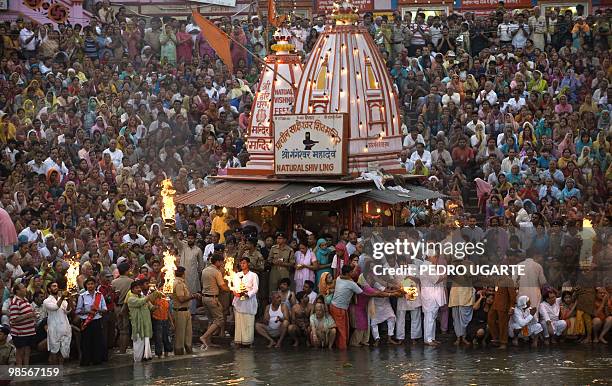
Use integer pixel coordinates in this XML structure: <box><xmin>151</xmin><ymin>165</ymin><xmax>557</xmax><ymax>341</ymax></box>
<box><xmin>314</xmin><ymin>238</ymin><xmax>332</xmax><ymax>291</ymax></box>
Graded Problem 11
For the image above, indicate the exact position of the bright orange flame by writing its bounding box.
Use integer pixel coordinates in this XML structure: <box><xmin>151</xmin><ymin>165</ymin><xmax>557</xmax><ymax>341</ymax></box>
<box><xmin>66</xmin><ymin>259</ymin><xmax>80</xmax><ymax>293</ymax></box>
<box><xmin>403</xmin><ymin>286</ymin><xmax>419</xmax><ymax>301</ymax></box>
<box><xmin>224</xmin><ymin>256</ymin><xmax>236</xmax><ymax>291</ymax></box>
<box><xmin>448</xmin><ymin>202</ymin><xmax>460</xmax><ymax>212</ymax></box>
<box><xmin>583</xmin><ymin>218</ymin><xmax>593</xmax><ymax>228</ymax></box>
<box><xmin>161</xmin><ymin>250</ymin><xmax>177</xmax><ymax>294</ymax></box>
<box><xmin>160</xmin><ymin>179</ymin><xmax>176</xmax><ymax>224</ymax></box>
<box><xmin>454</xmin><ymin>220</ymin><xmax>461</xmax><ymax>228</ymax></box>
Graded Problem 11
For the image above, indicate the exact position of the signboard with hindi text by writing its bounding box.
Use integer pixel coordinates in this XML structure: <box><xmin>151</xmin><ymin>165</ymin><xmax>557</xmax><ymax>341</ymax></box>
<box><xmin>316</xmin><ymin>0</ymin><xmax>373</xmax><ymax>13</ymax></box>
<box><xmin>273</xmin><ymin>114</ymin><xmax>347</xmax><ymax>175</ymax></box>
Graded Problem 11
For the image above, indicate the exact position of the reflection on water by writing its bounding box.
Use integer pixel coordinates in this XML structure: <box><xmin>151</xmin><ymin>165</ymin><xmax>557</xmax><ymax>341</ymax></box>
<box><xmin>61</xmin><ymin>345</ymin><xmax>612</xmax><ymax>385</ymax></box>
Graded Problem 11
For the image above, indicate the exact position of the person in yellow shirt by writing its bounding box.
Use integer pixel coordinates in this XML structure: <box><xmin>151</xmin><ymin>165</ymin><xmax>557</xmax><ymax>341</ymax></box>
<box><xmin>211</xmin><ymin>206</ymin><xmax>230</xmax><ymax>243</ymax></box>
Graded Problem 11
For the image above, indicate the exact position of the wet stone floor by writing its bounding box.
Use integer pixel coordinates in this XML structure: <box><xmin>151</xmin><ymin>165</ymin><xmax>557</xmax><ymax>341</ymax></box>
<box><xmin>26</xmin><ymin>343</ymin><xmax>612</xmax><ymax>386</ymax></box>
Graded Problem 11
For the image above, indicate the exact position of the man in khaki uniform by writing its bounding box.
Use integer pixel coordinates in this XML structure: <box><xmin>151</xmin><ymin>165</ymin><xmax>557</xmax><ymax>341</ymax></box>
<box><xmin>199</xmin><ymin>255</ymin><xmax>230</xmax><ymax>348</ymax></box>
<box><xmin>268</xmin><ymin>232</ymin><xmax>295</xmax><ymax>296</ymax></box>
<box><xmin>172</xmin><ymin>266</ymin><xmax>197</xmax><ymax>355</ymax></box>
<box><xmin>111</xmin><ymin>262</ymin><xmax>133</xmax><ymax>354</ymax></box>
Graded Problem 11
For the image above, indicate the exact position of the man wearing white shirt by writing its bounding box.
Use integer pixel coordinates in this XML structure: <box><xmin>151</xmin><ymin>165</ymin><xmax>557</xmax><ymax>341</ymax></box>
<box><xmin>43</xmin><ymin>148</ymin><xmax>69</xmax><ymax>176</ymax></box>
<box><xmin>19</xmin><ymin>22</ymin><xmax>39</xmax><ymax>58</ymax></box>
<box><xmin>39</xmin><ymin>235</ymin><xmax>65</xmax><ymax>262</ymax></box>
<box><xmin>465</xmin><ymin>111</ymin><xmax>485</xmax><ymax>136</ymax></box>
<box><xmin>503</xmin><ymin>89</ymin><xmax>526</xmax><ymax>114</ymax></box>
<box><xmin>420</xmin><ymin>251</ymin><xmax>447</xmax><ymax>346</ymax></box>
<box><xmin>27</xmin><ymin>152</ymin><xmax>47</xmax><ymax>175</ymax></box>
<box><xmin>539</xmin><ymin>290</ymin><xmax>567</xmax><ymax>344</ymax></box>
<box><xmin>233</xmin><ymin>257</ymin><xmax>259</xmax><ymax>347</ymax></box>
<box><xmin>431</xmin><ymin>140</ymin><xmax>453</xmax><ymax>168</ymax></box>
<box><xmin>511</xmin><ymin>14</ymin><xmax>530</xmax><ymax>49</ymax></box>
<box><xmin>203</xmin><ymin>232</ymin><xmax>220</xmax><ymax>263</ymax></box>
<box><xmin>497</xmin><ymin>14</ymin><xmax>514</xmax><ymax>45</ymax></box>
<box><xmin>313</xmin><ymin>17</ymin><xmax>325</xmax><ymax>33</ymax></box>
<box><xmin>122</xmin><ymin>224</ymin><xmax>147</xmax><ymax>246</ymax></box>
<box><xmin>476</xmin><ymin>81</ymin><xmax>498</xmax><ymax>105</ymax></box>
<box><xmin>403</xmin><ymin>130</ymin><xmax>425</xmax><ymax>152</ymax></box>
<box><xmin>18</xmin><ymin>219</ymin><xmax>45</xmax><ymax>245</ymax></box>
<box><xmin>408</xmin><ymin>143</ymin><xmax>432</xmax><ymax>170</ymax></box>
<box><xmin>500</xmin><ymin>149</ymin><xmax>520</xmax><ymax>174</ymax></box>
<box><xmin>396</xmin><ymin>258</ymin><xmax>423</xmax><ymax>344</ymax></box>
<box><xmin>203</xmin><ymin>77</ymin><xmax>219</xmax><ymax>102</ymax></box>
<box><xmin>102</xmin><ymin>139</ymin><xmax>124</xmax><ymax>169</ymax></box>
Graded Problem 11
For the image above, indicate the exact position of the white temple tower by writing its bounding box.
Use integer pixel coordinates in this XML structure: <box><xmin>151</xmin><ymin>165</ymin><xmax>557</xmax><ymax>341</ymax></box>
<box><xmin>234</xmin><ymin>31</ymin><xmax>303</xmax><ymax>175</ymax></box>
<box><xmin>293</xmin><ymin>0</ymin><xmax>404</xmax><ymax>174</ymax></box>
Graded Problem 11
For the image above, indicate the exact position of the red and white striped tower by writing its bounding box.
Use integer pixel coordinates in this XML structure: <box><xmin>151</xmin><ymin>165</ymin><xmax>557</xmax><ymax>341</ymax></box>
<box><xmin>293</xmin><ymin>0</ymin><xmax>404</xmax><ymax>174</ymax></box>
<box><xmin>232</xmin><ymin>30</ymin><xmax>303</xmax><ymax>175</ymax></box>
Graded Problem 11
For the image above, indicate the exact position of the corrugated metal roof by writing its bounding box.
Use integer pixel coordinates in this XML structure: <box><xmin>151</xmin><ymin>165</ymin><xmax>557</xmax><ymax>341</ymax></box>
<box><xmin>362</xmin><ymin>185</ymin><xmax>445</xmax><ymax>204</ymax></box>
<box><xmin>175</xmin><ymin>182</ymin><xmax>287</xmax><ymax>208</ymax></box>
<box><xmin>305</xmin><ymin>188</ymin><xmax>371</xmax><ymax>203</ymax></box>
<box><xmin>249</xmin><ymin>183</ymin><xmax>319</xmax><ymax>206</ymax></box>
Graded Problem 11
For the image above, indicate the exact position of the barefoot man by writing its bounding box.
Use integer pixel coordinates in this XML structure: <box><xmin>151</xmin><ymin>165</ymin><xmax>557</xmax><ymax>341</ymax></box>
<box><xmin>199</xmin><ymin>254</ymin><xmax>230</xmax><ymax>349</ymax></box>
<box><xmin>256</xmin><ymin>292</ymin><xmax>289</xmax><ymax>348</ymax></box>
<box><xmin>309</xmin><ymin>303</ymin><xmax>336</xmax><ymax>348</ymax></box>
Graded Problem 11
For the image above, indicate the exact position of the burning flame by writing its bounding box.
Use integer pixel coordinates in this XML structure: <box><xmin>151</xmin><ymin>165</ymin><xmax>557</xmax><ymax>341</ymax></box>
<box><xmin>454</xmin><ymin>220</ymin><xmax>461</xmax><ymax>228</ymax></box>
<box><xmin>161</xmin><ymin>250</ymin><xmax>177</xmax><ymax>294</ymax></box>
<box><xmin>402</xmin><ymin>278</ymin><xmax>418</xmax><ymax>301</ymax></box>
<box><xmin>66</xmin><ymin>259</ymin><xmax>80</xmax><ymax>294</ymax></box>
<box><xmin>160</xmin><ymin>179</ymin><xmax>176</xmax><ymax>225</ymax></box>
<box><xmin>583</xmin><ymin>218</ymin><xmax>593</xmax><ymax>228</ymax></box>
<box><xmin>447</xmin><ymin>202</ymin><xmax>460</xmax><ymax>213</ymax></box>
<box><xmin>403</xmin><ymin>286</ymin><xmax>419</xmax><ymax>301</ymax></box>
<box><xmin>224</xmin><ymin>256</ymin><xmax>236</xmax><ymax>291</ymax></box>
<box><xmin>160</xmin><ymin>179</ymin><xmax>178</xmax><ymax>293</ymax></box>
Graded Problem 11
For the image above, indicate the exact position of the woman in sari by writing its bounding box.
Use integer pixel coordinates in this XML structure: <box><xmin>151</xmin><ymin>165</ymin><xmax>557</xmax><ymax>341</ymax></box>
<box><xmin>314</xmin><ymin>238</ymin><xmax>333</xmax><ymax>289</ymax></box>
<box><xmin>556</xmin><ymin>133</ymin><xmax>575</xmax><ymax>158</ymax></box>
<box><xmin>518</xmin><ymin>122</ymin><xmax>537</xmax><ymax>147</ymax></box>
<box><xmin>485</xmin><ymin>195</ymin><xmax>504</xmax><ymax>224</ymax></box>
<box><xmin>176</xmin><ymin>21</ymin><xmax>193</xmax><ymax>64</ymax></box>
<box><xmin>349</xmin><ymin>263</ymin><xmax>389</xmax><ymax>347</ymax></box>
<box><xmin>577</xmin><ymin>146</ymin><xmax>594</xmax><ymax>176</ymax></box>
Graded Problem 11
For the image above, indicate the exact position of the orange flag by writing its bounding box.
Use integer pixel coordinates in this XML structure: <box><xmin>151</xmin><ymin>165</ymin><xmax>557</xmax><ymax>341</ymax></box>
<box><xmin>192</xmin><ymin>11</ymin><xmax>233</xmax><ymax>73</ymax></box>
<box><xmin>267</xmin><ymin>0</ymin><xmax>286</xmax><ymax>27</ymax></box>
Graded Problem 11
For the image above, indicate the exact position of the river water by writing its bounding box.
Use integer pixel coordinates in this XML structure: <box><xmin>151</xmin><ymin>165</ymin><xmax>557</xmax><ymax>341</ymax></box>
<box><xmin>54</xmin><ymin>344</ymin><xmax>612</xmax><ymax>386</ymax></box>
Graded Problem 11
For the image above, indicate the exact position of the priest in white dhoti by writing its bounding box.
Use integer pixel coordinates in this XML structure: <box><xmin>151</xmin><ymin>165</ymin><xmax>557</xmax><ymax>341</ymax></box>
<box><xmin>233</xmin><ymin>257</ymin><xmax>259</xmax><ymax>347</ymax></box>
<box><xmin>419</xmin><ymin>251</ymin><xmax>447</xmax><ymax>346</ymax></box>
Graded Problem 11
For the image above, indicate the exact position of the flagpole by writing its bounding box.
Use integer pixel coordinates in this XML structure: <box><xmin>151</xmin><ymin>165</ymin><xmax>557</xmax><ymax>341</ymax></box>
<box><xmin>191</xmin><ymin>9</ymin><xmax>297</xmax><ymax>92</ymax></box>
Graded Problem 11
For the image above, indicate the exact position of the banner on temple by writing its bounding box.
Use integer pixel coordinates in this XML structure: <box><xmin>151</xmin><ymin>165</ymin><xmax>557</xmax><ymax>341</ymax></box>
<box><xmin>273</xmin><ymin>114</ymin><xmax>347</xmax><ymax>175</ymax></box>
<box><xmin>316</xmin><ymin>0</ymin><xmax>373</xmax><ymax>13</ymax></box>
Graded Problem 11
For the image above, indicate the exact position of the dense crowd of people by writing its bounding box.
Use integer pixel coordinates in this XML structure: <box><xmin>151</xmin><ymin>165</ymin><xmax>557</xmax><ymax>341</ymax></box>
<box><xmin>0</xmin><ymin>0</ymin><xmax>610</xmax><ymax>366</ymax></box>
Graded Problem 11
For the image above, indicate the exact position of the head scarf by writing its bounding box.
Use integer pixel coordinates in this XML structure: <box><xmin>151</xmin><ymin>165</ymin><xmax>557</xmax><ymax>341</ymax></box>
<box><xmin>516</xmin><ymin>295</ymin><xmax>529</xmax><ymax>309</ymax></box>
<box><xmin>314</xmin><ymin>238</ymin><xmax>328</xmax><ymax>261</ymax></box>
<box><xmin>114</xmin><ymin>199</ymin><xmax>127</xmax><ymax>220</ymax></box>
<box><xmin>334</xmin><ymin>242</ymin><xmax>349</xmax><ymax>277</ymax></box>
<box><xmin>318</xmin><ymin>271</ymin><xmax>332</xmax><ymax>295</ymax></box>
